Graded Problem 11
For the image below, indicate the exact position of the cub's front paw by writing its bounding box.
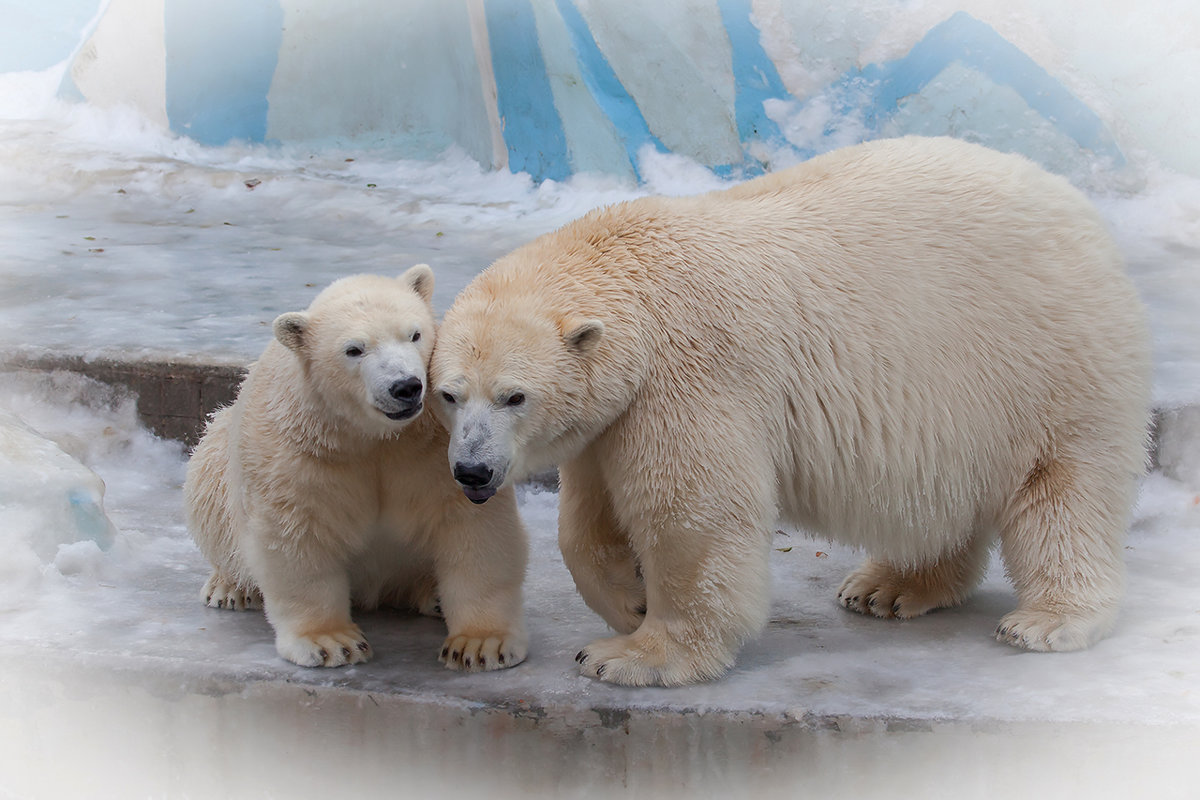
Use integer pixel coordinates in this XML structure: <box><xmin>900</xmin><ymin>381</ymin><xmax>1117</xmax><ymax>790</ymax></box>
<box><xmin>439</xmin><ymin>630</ymin><xmax>528</xmax><ymax>672</ymax></box>
<box><xmin>202</xmin><ymin>573</ymin><xmax>262</xmax><ymax>611</ymax></box>
<box><xmin>277</xmin><ymin>625</ymin><xmax>372</xmax><ymax>668</ymax></box>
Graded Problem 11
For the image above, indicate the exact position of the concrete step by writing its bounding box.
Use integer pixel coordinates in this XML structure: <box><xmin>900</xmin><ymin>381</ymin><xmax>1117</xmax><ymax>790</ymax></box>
<box><xmin>5</xmin><ymin>353</ymin><xmax>246</xmax><ymax>448</ymax></box>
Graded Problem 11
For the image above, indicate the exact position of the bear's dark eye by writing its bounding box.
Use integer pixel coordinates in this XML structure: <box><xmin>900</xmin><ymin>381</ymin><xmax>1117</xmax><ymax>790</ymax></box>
<box><xmin>411</xmin><ymin>331</ymin><xmax>421</xmax><ymax>343</ymax></box>
<box><xmin>441</xmin><ymin>391</ymin><xmax>456</xmax><ymax>405</ymax></box>
<box><xmin>506</xmin><ymin>393</ymin><xmax>525</xmax><ymax>407</ymax></box>
<box><xmin>344</xmin><ymin>345</ymin><xmax>364</xmax><ymax>358</ymax></box>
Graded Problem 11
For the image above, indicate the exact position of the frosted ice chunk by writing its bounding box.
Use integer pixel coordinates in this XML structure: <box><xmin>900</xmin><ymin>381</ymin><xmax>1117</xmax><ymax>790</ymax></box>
<box><xmin>0</xmin><ymin>407</ymin><xmax>118</xmax><ymax>564</ymax></box>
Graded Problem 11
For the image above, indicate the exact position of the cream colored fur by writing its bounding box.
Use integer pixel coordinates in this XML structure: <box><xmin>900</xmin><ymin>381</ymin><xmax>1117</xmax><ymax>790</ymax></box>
<box><xmin>185</xmin><ymin>267</ymin><xmax>528</xmax><ymax>670</ymax></box>
<box><xmin>431</xmin><ymin>137</ymin><xmax>1152</xmax><ymax>687</ymax></box>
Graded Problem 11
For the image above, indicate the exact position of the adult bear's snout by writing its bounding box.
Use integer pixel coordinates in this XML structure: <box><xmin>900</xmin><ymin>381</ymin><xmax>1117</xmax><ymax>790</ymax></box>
<box><xmin>454</xmin><ymin>462</ymin><xmax>496</xmax><ymax>504</ymax></box>
<box><xmin>454</xmin><ymin>461</ymin><xmax>493</xmax><ymax>487</ymax></box>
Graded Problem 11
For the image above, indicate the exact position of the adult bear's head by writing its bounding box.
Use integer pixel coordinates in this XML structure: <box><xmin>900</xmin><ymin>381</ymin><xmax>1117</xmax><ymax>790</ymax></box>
<box><xmin>432</xmin><ymin>291</ymin><xmax>604</xmax><ymax>503</ymax></box>
<box><xmin>432</xmin><ymin>208</ymin><xmax>662</xmax><ymax>503</ymax></box>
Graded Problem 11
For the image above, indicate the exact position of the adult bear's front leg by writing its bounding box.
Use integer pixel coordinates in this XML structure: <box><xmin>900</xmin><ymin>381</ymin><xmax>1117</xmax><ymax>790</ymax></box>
<box><xmin>558</xmin><ymin>457</ymin><xmax>647</xmax><ymax>635</ymax></box>
<box><xmin>574</xmin><ymin>503</ymin><xmax>773</xmax><ymax>687</ymax></box>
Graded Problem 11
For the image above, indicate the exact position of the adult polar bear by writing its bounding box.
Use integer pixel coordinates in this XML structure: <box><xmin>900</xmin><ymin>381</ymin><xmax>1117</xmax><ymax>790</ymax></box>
<box><xmin>186</xmin><ymin>267</ymin><xmax>528</xmax><ymax>671</ymax></box>
<box><xmin>432</xmin><ymin>137</ymin><xmax>1151</xmax><ymax>687</ymax></box>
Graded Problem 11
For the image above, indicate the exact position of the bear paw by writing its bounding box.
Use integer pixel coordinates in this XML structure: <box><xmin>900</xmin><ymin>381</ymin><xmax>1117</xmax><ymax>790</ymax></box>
<box><xmin>202</xmin><ymin>573</ymin><xmax>262</xmax><ymax>611</ymax></box>
<box><xmin>575</xmin><ymin>629</ymin><xmax>733</xmax><ymax>687</ymax></box>
<box><xmin>837</xmin><ymin>562</ymin><xmax>954</xmax><ymax>619</ymax></box>
<box><xmin>276</xmin><ymin>626</ymin><xmax>372</xmax><ymax>668</ymax></box>
<box><xmin>994</xmin><ymin>607</ymin><xmax>1110</xmax><ymax>652</ymax></box>
<box><xmin>412</xmin><ymin>587</ymin><xmax>443</xmax><ymax>619</ymax></box>
<box><xmin>439</xmin><ymin>631</ymin><xmax>528</xmax><ymax>672</ymax></box>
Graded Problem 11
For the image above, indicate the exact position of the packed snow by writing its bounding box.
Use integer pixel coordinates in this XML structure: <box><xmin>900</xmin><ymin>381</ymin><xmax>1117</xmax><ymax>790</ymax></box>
<box><xmin>1</xmin><ymin>62</ymin><xmax>1199</xmax><ymax>731</ymax></box>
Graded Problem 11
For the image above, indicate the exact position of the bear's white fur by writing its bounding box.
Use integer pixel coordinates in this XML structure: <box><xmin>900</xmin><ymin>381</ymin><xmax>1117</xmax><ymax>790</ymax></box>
<box><xmin>185</xmin><ymin>267</ymin><xmax>529</xmax><ymax>670</ymax></box>
<box><xmin>431</xmin><ymin>137</ymin><xmax>1152</xmax><ymax>686</ymax></box>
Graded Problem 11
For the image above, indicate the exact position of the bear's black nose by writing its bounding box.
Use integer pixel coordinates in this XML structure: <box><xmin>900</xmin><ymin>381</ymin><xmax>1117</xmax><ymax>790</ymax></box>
<box><xmin>453</xmin><ymin>462</ymin><xmax>494</xmax><ymax>489</ymax></box>
<box><xmin>389</xmin><ymin>377</ymin><xmax>423</xmax><ymax>402</ymax></box>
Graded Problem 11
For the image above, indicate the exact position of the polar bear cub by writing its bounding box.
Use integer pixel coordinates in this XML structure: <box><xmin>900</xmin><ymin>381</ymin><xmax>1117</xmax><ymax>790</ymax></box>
<box><xmin>431</xmin><ymin>137</ymin><xmax>1152</xmax><ymax>686</ymax></box>
<box><xmin>185</xmin><ymin>266</ymin><xmax>528</xmax><ymax>671</ymax></box>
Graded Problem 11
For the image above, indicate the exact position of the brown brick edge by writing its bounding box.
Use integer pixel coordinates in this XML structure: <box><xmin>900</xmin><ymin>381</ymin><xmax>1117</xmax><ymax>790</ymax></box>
<box><xmin>4</xmin><ymin>354</ymin><xmax>248</xmax><ymax>450</ymax></box>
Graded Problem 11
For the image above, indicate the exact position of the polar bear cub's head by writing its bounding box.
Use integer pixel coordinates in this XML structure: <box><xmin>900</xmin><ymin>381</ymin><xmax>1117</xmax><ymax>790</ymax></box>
<box><xmin>272</xmin><ymin>265</ymin><xmax>436</xmax><ymax>437</ymax></box>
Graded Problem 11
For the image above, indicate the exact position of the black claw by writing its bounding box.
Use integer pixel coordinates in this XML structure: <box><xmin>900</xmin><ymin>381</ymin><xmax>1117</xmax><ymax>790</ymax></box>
<box><xmin>441</xmin><ymin>646</ymin><xmax>449</xmax><ymax>659</ymax></box>
<box><xmin>205</xmin><ymin>595</ymin><xmax>212</xmax><ymax>604</ymax></box>
<box><xmin>342</xmin><ymin>647</ymin><xmax>352</xmax><ymax>660</ymax></box>
<box><xmin>318</xmin><ymin>648</ymin><xmax>329</xmax><ymax>661</ymax></box>
<box><xmin>867</xmin><ymin>597</ymin><xmax>876</xmax><ymax>607</ymax></box>
<box><xmin>596</xmin><ymin>664</ymin><xmax>606</xmax><ymax>677</ymax></box>
<box><xmin>575</xmin><ymin>650</ymin><xmax>586</xmax><ymax>664</ymax></box>
<box><xmin>465</xmin><ymin>657</ymin><xmax>473</xmax><ymax>668</ymax></box>
<box><xmin>892</xmin><ymin>603</ymin><xmax>902</xmax><ymax>616</ymax></box>
<box><xmin>479</xmin><ymin>655</ymin><xmax>487</xmax><ymax>667</ymax></box>
<box><xmin>498</xmin><ymin>653</ymin><xmax>505</xmax><ymax>665</ymax></box>
<box><xmin>452</xmin><ymin>651</ymin><xmax>460</xmax><ymax>662</ymax></box>
<box><xmin>358</xmin><ymin>641</ymin><xmax>370</xmax><ymax>652</ymax></box>
<box><xmin>216</xmin><ymin>599</ymin><xmax>224</xmax><ymax>609</ymax></box>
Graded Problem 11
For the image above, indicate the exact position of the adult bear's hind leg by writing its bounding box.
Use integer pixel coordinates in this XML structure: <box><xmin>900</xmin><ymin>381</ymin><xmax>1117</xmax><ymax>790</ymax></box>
<box><xmin>995</xmin><ymin>454</ymin><xmax>1131</xmax><ymax>651</ymax></box>
<box><xmin>838</xmin><ymin>529</ymin><xmax>993</xmax><ymax>619</ymax></box>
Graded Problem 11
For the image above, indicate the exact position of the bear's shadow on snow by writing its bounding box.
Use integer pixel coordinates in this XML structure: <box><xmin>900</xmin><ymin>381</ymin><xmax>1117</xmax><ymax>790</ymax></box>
<box><xmin>732</xmin><ymin>585</ymin><xmax>1021</xmax><ymax>677</ymax></box>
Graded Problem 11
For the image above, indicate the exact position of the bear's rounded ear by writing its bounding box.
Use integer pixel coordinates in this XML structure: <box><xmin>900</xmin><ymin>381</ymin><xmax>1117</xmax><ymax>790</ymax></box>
<box><xmin>273</xmin><ymin>311</ymin><xmax>310</xmax><ymax>352</ymax></box>
<box><xmin>401</xmin><ymin>263</ymin><xmax>435</xmax><ymax>304</ymax></box>
<box><xmin>563</xmin><ymin>319</ymin><xmax>604</xmax><ymax>353</ymax></box>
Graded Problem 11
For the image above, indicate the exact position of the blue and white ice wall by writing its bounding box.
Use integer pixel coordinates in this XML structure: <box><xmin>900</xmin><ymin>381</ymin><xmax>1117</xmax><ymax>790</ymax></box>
<box><xmin>6</xmin><ymin>0</ymin><xmax>1199</xmax><ymax>183</ymax></box>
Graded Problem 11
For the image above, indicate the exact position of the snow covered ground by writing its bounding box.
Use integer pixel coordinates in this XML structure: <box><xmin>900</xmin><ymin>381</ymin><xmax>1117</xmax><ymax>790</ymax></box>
<box><xmin>1</xmin><ymin>363</ymin><xmax>1199</xmax><ymax>798</ymax></box>
<box><xmin>1</xmin><ymin>71</ymin><xmax>1200</xmax><ymax>797</ymax></box>
<box><xmin>3</xmin><ymin>365</ymin><xmax>1200</xmax><ymax>722</ymax></box>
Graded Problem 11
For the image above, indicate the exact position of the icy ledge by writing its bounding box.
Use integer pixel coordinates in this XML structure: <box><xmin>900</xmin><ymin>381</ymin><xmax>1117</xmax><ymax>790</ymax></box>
<box><xmin>0</xmin><ymin>373</ymin><xmax>1198</xmax><ymax>798</ymax></box>
<box><xmin>3</xmin><ymin>650</ymin><xmax>1199</xmax><ymax>799</ymax></box>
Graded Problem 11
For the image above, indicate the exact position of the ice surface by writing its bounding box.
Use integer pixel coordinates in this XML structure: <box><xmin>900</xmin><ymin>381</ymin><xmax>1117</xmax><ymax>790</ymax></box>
<box><xmin>1093</xmin><ymin>166</ymin><xmax>1200</xmax><ymax>410</ymax></box>
<box><xmin>1159</xmin><ymin>406</ymin><xmax>1200</xmax><ymax>487</ymax></box>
